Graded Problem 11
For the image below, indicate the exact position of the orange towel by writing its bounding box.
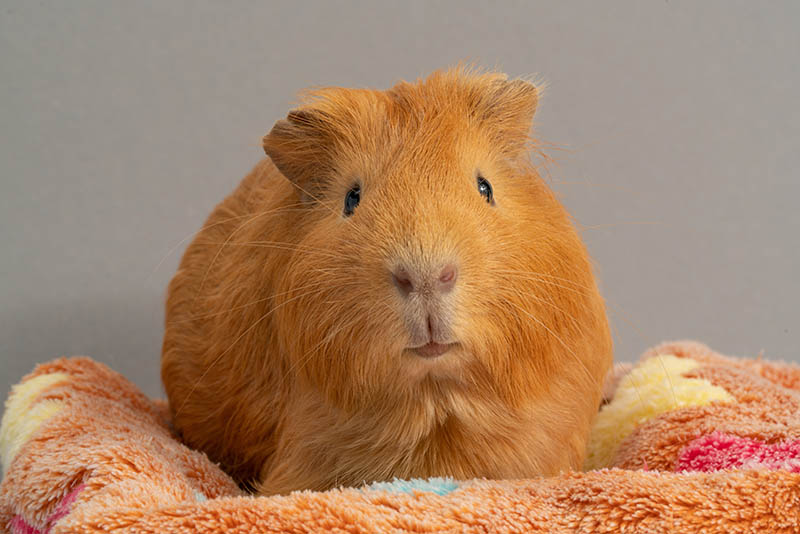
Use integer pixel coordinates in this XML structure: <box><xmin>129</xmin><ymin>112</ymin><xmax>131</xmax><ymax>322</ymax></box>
<box><xmin>1</xmin><ymin>341</ymin><xmax>799</xmax><ymax>533</ymax></box>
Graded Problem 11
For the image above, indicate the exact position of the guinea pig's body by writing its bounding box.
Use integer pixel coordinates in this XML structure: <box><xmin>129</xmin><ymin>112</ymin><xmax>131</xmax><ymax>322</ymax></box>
<box><xmin>161</xmin><ymin>68</ymin><xmax>612</xmax><ymax>495</ymax></box>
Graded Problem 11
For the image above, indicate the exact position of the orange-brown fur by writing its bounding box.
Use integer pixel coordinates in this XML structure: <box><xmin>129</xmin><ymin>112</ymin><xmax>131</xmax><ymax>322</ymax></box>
<box><xmin>161</xmin><ymin>67</ymin><xmax>613</xmax><ymax>495</ymax></box>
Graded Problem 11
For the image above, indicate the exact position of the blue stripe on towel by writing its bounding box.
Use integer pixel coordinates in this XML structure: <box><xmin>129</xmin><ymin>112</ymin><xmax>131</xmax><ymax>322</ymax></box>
<box><xmin>365</xmin><ymin>477</ymin><xmax>459</xmax><ymax>496</ymax></box>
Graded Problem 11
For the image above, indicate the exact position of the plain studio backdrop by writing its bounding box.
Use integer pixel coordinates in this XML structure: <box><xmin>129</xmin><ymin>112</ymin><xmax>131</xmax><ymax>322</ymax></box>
<box><xmin>1</xmin><ymin>1</ymin><xmax>798</xmax><ymax>398</ymax></box>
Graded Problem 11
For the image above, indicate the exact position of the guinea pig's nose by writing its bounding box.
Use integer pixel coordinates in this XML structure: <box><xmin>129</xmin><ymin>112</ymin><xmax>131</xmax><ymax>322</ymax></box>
<box><xmin>437</xmin><ymin>263</ymin><xmax>458</xmax><ymax>293</ymax></box>
<box><xmin>392</xmin><ymin>267</ymin><xmax>415</xmax><ymax>296</ymax></box>
<box><xmin>392</xmin><ymin>263</ymin><xmax>458</xmax><ymax>297</ymax></box>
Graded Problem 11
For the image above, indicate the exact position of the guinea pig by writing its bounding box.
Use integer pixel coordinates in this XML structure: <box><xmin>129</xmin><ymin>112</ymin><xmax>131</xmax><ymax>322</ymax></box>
<box><xmin>161</xmin><ymin>66</ymin><xmax>613</xmax><ymax>495</ymax></box>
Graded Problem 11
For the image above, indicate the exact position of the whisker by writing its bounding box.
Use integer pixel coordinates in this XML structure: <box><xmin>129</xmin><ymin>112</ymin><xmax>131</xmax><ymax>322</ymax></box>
<box><xmin>167</xmin><ymin>279</ymin><xmax>334</xmax><ymax>325</ymax></box>
<box><xmin>505</xmin><ymin>300</ymin><xmax>602</xmax><ymax>391</ymax></box>
<box><xmin>504</xmin><ymin>286</ymin><xmax>589</xmax><ymax>337</ymax></box>
<box><xmin>494</xmin><ymin>269</ymin><xmax>596</xmax><ymax>291</ymax></box>
<box><xmin>498</xmin><ymin>270</ymin><xmax>668</xmax><ymax>411</ymax></box>
<box><xmin>498</xmin><ymin>273</ymin><xmax>595</xmax><ymax>299</ymax></box>
<box><xmin>148</xmin><ymin>203</ymin><xmax>311</xmax><ymax>278</ymax></box>
<box><xmin>576</xmin><ymin>221</ymin><xmax>662</xmax><ymax>231</ymax></box>
<box><xmin>282</xmin><ymin>178</ymin><xmax>379</xmax><ymax>246</ymax></box>
<box><xmin>279</xmin><ymin>320</ymin><xmax>351</xmax><ymax>391</ymax></box>
<box><xmin>189</xmin><ymin>210</ymin><xmax>296</xmax><ymax>311</ymax></box>
<box><xmin>550</xmin><ymin>180</ymin><xmax>647</xmax><ymax>196</ymax></box>
<box><xmin>191</xmin><ymin>241</ymin><xmax>352</xmax><ymax>261</ymax></box>
<box><xmin>281</xmin><ymin>298</ymin><xmax>396</xmax><ymax>392</ymax></box>
<box><xmin>174</xmin><ymin>283</ymin><xmax>343</xmax><ymax>418</ymax></box>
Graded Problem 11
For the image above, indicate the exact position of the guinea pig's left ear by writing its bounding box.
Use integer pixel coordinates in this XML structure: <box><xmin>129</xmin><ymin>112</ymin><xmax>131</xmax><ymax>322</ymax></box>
<box><xmin>481</xmin><ymin>78</ymin><xmax>540</xmax><ymax>154</ymax></box>
<box><xmin>263</xmin><ymin>107</ymin><xmax>335</xmax><ymax>190</ymax></box>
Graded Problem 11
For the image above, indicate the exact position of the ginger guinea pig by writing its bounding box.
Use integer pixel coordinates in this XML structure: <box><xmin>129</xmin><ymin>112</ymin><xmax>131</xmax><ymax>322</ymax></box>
<box><xmin>161</xmin><ymin>67</ymin><xmax>612</xmax><ymax>495</ymax></box>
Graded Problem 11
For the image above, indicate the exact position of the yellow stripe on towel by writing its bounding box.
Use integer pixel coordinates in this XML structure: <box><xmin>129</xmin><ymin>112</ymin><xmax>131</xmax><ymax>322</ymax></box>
<box><xmin>584</xmin><ymin>355</ymin><xmax>733</xmax><ymax>470</ymax></box>
<box><xmin>0</xmin><ymin>372</ymin><xmax>70</xmax><ymax>476</ymax></box>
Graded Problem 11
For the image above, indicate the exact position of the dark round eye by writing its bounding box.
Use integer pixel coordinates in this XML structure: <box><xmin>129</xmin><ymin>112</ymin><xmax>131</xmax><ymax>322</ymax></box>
<box><xmin>343</xmin><ymin>185</ymin><xmax>361</xmax><ymax>216</ymax></box>
<box><xmin>477</xmin><ymin>175</ymin><xmax>494</xmax><ymax>205</ymax></box>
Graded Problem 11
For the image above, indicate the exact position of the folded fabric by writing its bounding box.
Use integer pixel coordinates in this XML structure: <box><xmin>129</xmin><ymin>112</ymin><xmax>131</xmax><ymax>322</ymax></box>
<box><xmin>1</xmin><ymin>340</ymin><xmax>799</xmax><ymax>533</ymax></box>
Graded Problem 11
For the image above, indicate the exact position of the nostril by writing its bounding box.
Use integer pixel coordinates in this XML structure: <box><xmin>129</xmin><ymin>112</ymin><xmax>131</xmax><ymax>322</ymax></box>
<box><xmin>392</xmin><ymin>267</ymin><xmax>414</xmax><ymax>296</ymax></box>
<box><xmin>437</xmin><ymin>264</ymin><xmax>458</xmax><ymax>292</ymax></box>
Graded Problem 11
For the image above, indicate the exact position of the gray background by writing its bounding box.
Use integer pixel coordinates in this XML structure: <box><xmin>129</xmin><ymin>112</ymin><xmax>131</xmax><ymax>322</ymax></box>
<box><xmin>1</xmin><ymin>1</ymin><xmax>798</xmax><ymax>399</ymax></box>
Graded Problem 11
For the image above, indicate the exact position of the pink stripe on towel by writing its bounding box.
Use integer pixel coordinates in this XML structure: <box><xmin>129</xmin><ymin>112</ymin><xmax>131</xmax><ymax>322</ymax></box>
<box><xmin>676</xmin><ymin>432</ymin><xmax>800</xmax><ymax>473</ymax></box>
<box><xmin>10</xmin><ymin>484</ymin><xmax>84</xmax><ymax>534</ymax></box>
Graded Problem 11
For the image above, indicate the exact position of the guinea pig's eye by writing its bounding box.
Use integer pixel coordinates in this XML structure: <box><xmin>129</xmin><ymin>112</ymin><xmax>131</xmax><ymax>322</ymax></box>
<box><xmin>343</xmin><ymin>185</ymin><xmax>361</xmax><ymax>216</ymax></box>
<box><xmin>477</xmin><ymin>175</ymin><xmax>494</xmax><ymax>205</ymax></box>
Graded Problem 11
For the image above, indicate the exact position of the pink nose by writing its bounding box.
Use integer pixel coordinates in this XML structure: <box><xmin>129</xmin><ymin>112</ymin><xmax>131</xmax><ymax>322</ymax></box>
<box><xmin>392</xmin><ymin>263</ymin><xmax>458</xmax><ymax>297</ymax></box>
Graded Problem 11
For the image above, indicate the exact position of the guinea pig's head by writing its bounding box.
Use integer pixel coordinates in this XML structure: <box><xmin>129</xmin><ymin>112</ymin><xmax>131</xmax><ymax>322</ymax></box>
<box><xmin>262</xmin><ymin>68</ymin><xmax>606</xmax><ymax>413</ymax></box>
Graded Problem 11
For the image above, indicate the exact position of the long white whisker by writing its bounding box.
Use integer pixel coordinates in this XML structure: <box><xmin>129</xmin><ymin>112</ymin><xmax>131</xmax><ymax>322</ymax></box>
<box><xmin>148</xmin><ymin>203</ymin><xmax>310</xmax><ymax>278</ymax></box>
<box><xmin>506</xmin><ymin>300</ymin><xmax>601</xmax><ymax>391</ymax></box>
<box><xmin>174</xmin><ymin>283</ymin><xmax>346</xmax><ymax>418</ymax></box>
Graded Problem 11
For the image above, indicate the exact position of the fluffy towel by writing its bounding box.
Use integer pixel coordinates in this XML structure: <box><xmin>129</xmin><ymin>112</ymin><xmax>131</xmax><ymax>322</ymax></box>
<box><xmin>1</xmin><ymin>341</ymin><xmax>799</xmax><ymax>533</ymax></box>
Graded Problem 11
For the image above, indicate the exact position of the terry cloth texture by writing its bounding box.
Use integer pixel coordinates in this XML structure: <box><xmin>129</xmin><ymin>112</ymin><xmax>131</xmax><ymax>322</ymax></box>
<box><xmin>1</xmin><ymin>341</ymin><xmax>800</xmax><ymax>533</ymax></box>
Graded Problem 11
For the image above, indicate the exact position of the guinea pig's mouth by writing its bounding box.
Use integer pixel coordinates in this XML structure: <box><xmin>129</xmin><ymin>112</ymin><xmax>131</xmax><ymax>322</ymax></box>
<box><xmin>409</xmin><ymin>342</ymin><xmax>457</xmax><ymax>359</ymax></box>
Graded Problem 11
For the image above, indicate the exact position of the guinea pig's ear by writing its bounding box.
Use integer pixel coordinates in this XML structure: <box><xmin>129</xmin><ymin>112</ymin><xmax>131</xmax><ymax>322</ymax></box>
<box><xmin>480</xmin><ymin>78</ymin><xmax>540</xmax><ymax>155</ymax></box>
<box><xmin>262</xmin><ymin>108</ymin><xmax>335</xmax><ymax>192</ymax></box>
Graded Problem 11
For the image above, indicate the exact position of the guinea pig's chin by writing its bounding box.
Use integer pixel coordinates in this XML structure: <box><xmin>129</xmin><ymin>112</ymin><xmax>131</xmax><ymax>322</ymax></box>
<box><xmin>401</xmin><ymin>344</ymin><xmax>469</xmax><ymax>383</ymax></box>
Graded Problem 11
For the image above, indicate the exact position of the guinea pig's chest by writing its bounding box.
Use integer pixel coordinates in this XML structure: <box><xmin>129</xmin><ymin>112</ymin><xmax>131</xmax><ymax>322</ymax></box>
<box><xmin>281</xmin><ymin>386</ymin><xmax>550</xmax><ymax>480</ymax></box>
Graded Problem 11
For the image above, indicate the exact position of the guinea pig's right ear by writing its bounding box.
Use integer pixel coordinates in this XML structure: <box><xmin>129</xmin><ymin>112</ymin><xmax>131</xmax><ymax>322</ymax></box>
<box><xmin>262</xmin><ymin>108</ymin><xmax>334</xmax><ymax>192</ymax></box>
